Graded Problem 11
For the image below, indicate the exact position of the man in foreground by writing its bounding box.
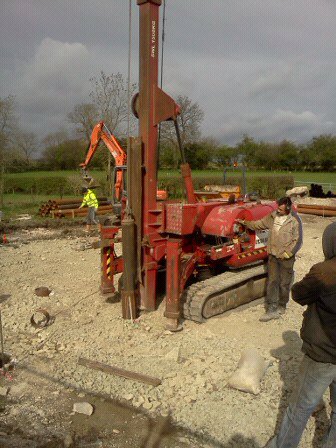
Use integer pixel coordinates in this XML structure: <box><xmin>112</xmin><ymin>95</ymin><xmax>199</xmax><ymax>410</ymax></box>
<box><xmin>266</xmin><ymin>221</ymin><xmax>336</xmax><ymax>447</ymax></box>
<box><xmin>237</xmin><ymin>197</ymin><xmax>303</xmax><ymax>322</ymax></box>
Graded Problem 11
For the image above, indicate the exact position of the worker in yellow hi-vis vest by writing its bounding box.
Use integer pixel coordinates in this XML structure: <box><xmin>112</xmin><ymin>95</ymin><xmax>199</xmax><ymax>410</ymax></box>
<box><xmin>79</xmin><ymin>186</ymin><xmax>99</xmax><ymax>232</ymax></box>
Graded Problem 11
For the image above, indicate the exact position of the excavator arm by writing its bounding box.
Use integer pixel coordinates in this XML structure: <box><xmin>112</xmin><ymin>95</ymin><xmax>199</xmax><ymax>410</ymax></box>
<box><xmin>80</xmin><ymin>120</ymin><xmax>167</xmax><ymax>204</ymax></box>
<box><xmin>80</xmin><ymin>121</ymin><xmax>126</xmax><ymax>201</ymax></box>
<box><xmin>80</xmin><ymin>121</ymin><xmax>126</xmax><ymax>169</ymax></box>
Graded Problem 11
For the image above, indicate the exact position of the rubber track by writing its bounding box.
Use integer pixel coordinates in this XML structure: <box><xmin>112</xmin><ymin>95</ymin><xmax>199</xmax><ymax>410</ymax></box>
<box><xmin>182</xmin><ymin>265</ymin><xmax>266</xmax><ymax>323</ymax></box>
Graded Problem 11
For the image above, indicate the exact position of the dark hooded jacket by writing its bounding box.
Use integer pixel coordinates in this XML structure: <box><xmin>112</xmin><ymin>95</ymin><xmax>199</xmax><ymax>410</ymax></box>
<box><xmin>292</xmin><ymin>221</ymin><xmax>336</xmax><ymax>363</ymax></box>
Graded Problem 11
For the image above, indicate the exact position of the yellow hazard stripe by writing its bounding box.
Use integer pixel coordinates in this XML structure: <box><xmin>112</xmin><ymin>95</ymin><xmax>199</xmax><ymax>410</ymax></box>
<box><xmin>238</xmin><ymin>248</ymin><xmax>266</xmax><ymax>259</ymax></box>
<box><xmin>106</xmin><ymin>248</ymin><xmax>112</xmax><ymax>279</ymax></box>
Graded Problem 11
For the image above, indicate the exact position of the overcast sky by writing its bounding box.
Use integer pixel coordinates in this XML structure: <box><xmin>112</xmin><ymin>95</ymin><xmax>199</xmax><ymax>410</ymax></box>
<box><xmin>1</xmin><ymin>0</ymin><xmax>336</xmax><ymax>145</ymax></box>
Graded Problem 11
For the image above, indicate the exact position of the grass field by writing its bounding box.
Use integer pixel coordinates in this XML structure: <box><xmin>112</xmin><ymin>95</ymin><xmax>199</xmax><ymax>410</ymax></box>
<box><xmin>1</xmin><ymin>193</ymin><xmax>65</xmax><ymax>217</ymax></box>
<box><xmin>2</xmin><ymin>169</ymin><xmax>336</xmax><ymax>219</ymax></box>
<box><xmin>4</xmin><ymin>168</ymin><xmax>336</xmax><ymax>185</ymax></box>
<box><xmin>159</xmin><ymin>169</ymin><xmax>336</xmax><ymax>184</ymax></box>
<box><xmin>4</xmin><ymin>170</ymin><xmax>105</xmax><ymax>180</ymax></box>
<box><xmin>4</xmin><ymin>169</ymin><xmax>336</xmax><ymax>184</ymax></box>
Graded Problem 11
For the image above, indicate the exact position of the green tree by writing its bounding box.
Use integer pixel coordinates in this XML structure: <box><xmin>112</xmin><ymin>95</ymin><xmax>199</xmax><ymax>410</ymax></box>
<box><xmin>297</xmin><ymin>143</ymin><xmax>316</xmax><ymax>171</ymax></box>
<box><xmin>252</xmin><ymin>141</ymin><xmax>274</xmax><ymax>169</ymax></box>
<box><xmin>42</xmin><ymin>139</ymin><xmax>86</xmax><ymax>170</ymax></box>
<box><xmin>235</xmin><ymin>136</ymin><xmax>301</xmax><ymax>171</ymax></box>
<box><xmin>276</xmin><ymin>140</ymin><xmax>299</xmax><ymax>170</ymax></box>
<box><xmin>308</xmin><ymin>135</ymin><xmax>336</xmax><ymax>171</ymax></box>
<box><xmin>235</xmin><ymin>134</ymin><xmax>259</xmax><ymax>166</ymax></box>
<box><xmin>213</xmin><ymin>144</ymin><xmax>236</xmax><ymax>168</ymax></box>
<box><xmin>184</xmin><ymin>142</ymin><xmax>211</xmax><ymax>169</ymax></box>
<box><xmin>159</xmin><ymin>143</ymin><xmax>175</xmax><ymax>169</ymax></box>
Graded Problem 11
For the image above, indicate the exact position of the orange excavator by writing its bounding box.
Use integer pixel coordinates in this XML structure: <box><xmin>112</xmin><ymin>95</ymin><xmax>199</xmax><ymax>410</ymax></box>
<box><xmin>80</xmin><ymin>121</ymin><xmax>167</xmax><ymax>213</ymax></box>
<box><xmin>80</xmin><ymin>121</ymin><xmax>127</xmax><ymax>203</ymax></box>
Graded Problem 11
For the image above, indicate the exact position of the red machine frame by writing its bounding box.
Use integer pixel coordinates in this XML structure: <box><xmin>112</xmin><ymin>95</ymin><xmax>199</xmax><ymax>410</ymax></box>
<box><xmin>100</xmin><ymin>0</ymin><xmax>277</xmax><ymax>330</ymax></box>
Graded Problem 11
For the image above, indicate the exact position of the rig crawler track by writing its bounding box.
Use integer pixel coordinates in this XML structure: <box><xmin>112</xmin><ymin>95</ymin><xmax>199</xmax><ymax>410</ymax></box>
<box><xmin>183</xmin><ymin>264</ymin><xmax>267</xmax><ymax>323</ymax></box>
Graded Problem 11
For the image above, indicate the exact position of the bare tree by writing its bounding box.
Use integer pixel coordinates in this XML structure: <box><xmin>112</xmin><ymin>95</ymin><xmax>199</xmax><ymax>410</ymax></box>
<box><xmin>88</xmin><ymin>71</ymin><xmax>137</xmax><ymax>194</ymax></box>
<box><xmin>159</xmin><ymin>94</ymin><xmax>204</xmax><ymax>168</ymax></box>
<box><xmin>89</xmin><ymin>71</ymin><xmax>137</xmax><ymax>136</ymax></box>
<box><xmin>67</xmin><ymin>103</ymin><xmax>99</xmax><ymax>140</ymax></box>
<box><xmin>0</xmin><ymin>95</ymin><xmax>16</xmax><ymax>136</ymax></box>
<box><xmin>161</xmin><ymin>95</ymin><xmax>204</xmax><ymax>147</ymax></box>
<box><xmin>15</xmin><ymin>130</ymin><xmax>39</xmax><ymax>164</ymax></box>
<box><xmin>41</xmin><ymin>129</ymin><xmax>69</xmax><ymax>149</ymax></box>
<box><xmin>0</xmin><ymin>95</ymin><xmax>17</xmax><ymax>207</ymax></box>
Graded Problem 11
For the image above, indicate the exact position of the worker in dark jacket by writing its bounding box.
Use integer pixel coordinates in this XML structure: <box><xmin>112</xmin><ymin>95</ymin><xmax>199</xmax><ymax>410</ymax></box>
<box><xmin>237</xmin><ymin>197</ymin><xmax>303</xmax><ymax>322</ymax></box>
<box><xmin>266</xmin><ymin>221</ymin><xmax>336</xmax><ymax>448</ymax></box>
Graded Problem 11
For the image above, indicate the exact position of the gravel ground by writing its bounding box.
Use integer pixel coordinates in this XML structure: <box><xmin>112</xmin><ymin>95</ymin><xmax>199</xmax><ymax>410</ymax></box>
<box><xmin>0</xmin><ymin>214</ymin><xmax>333</xmax><ymax>447</ymax></box>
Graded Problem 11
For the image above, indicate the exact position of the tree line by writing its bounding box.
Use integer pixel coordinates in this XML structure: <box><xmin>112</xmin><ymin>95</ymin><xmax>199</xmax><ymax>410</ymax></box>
<box><xmin>1</xmin><ymin>71</ymin><xmax>336</xmax><ymax>175</ymax></box>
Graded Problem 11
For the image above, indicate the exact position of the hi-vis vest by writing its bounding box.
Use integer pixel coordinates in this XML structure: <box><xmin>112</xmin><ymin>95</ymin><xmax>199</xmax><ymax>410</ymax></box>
<box><xmin>81</xmin><ymin>189</ymin><xmax>98</xmax><ymax>209</ymax></box>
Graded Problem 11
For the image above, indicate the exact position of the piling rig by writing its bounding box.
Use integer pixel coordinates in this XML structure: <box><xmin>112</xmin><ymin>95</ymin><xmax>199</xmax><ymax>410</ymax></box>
<box><xmin>100</xmin><ymin>0</ymin><xmax>277</xmax><ymax>330</ymax></box>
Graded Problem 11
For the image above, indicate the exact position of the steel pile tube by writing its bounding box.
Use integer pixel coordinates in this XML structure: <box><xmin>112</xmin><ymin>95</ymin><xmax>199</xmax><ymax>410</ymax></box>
<box><xmin>121</xmin><ymin>217</ymin><xmax>137</xmax><ymax>319</ymax></box>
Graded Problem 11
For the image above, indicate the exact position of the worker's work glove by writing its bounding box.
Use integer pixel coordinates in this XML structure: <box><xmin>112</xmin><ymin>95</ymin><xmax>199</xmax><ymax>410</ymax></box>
<box><xmin>282</xmin><ymin>251</ymin><xmax>292</xmax><ymax>259</ymax></box>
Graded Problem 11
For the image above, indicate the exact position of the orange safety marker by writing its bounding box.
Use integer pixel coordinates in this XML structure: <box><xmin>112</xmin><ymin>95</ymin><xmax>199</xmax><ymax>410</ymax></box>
<box><xmin>2</xmin><ymin>234</ymin><xmax>8</xmax><ymax>244</ymax></box>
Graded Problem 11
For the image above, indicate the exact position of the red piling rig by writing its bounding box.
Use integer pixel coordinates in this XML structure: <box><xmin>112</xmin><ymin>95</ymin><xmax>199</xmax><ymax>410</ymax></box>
<box><xmin>99</xmin><ymin>0</ymin><xmax>278</xmax><ymax>330</ymax></box>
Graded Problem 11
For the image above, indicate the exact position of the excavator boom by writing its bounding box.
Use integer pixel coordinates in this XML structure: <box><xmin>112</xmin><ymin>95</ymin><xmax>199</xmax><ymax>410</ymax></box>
<box><xmin>80</xmin><ymin>121</ymin><xmax>126</xmax><ymax>170</ymax></box>
<box><xmin>80</xmin><ymin>121</ymin><xmax>126</xmax><ymax>202</ymax></box>
<box><xmin>80</xmin><ymin>120</ymin><xmax>167</xmax><ymax>204</ymax></box>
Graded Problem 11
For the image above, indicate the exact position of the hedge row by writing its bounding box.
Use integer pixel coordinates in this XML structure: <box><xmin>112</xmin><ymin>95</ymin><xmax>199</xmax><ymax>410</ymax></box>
<box><xmin>4</xmin><ymin>176</ymin><xmax>71</xmax><ymax>195</ymax></box>
<box><xmin>159</xmin><ymin>175</ymin><xmax>294</xmax><ymax>199</ymax></box>
<box><xmin>4</xmin><ymin>173</ymin><xmax>294</xmax><ymax>200</ymax></box>
<box><xmin>3</xmin><ymin>174</ymin><xmax>109</xmax><ymax>196</ymax></box>
<box><xmin>247</xmin><ymin>175</ymin><xmax>294</xmax><ymax>199</ymax></box>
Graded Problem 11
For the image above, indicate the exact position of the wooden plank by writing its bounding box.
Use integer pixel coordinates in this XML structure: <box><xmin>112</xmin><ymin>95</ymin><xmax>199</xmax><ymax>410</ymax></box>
<box><xmin>78</xmin><ymin>357</ymin><xmax>162</xmax><ymax>387</ymax></box>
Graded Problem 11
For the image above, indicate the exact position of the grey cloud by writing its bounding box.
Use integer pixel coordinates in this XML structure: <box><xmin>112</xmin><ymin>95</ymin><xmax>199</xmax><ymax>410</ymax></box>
<box><xmin>166</xmin><ymin>0</ymin><xmax>336</xmax><ymax>60</ymax></box>
<box><xmin>20</xmin><ymin>39</ymin><xmax>90</xmax><ymax>89</ymax></box>
<box><xmin>249</xmin><ymin>61</ymin><xmax>336</xmax><ymax>98</ymax></box>
<box><xmin>216</xmin><ymin>109</ymin><xmax>334</xmax><ymax>144</ymax></box>
<box><xmin>13</xmin><ymin>38</ymin><xmax>93</xmax><ymax>131</ymax></box>
<box><xmin>0</xmin><ymin>0</ymin><xmax>336</xmax><ymax>143</ymax></box>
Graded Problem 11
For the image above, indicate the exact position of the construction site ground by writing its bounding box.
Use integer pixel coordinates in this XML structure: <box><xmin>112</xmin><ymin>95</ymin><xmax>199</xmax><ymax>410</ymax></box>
<box><xmin>0</xmin><ymin>212</ymin><xmax>333</xmax><ymax>447</ymax></box>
